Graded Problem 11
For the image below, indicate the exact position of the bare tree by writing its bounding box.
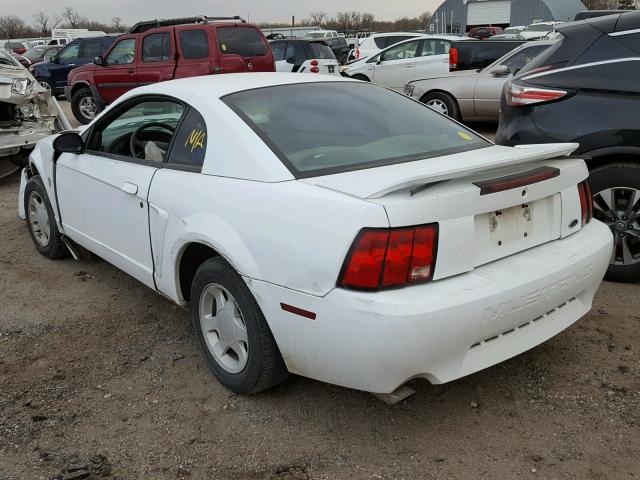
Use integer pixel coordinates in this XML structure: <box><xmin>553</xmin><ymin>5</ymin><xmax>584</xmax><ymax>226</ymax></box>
<box><xmin>61</xmin><ymin>6</ymin><xmax>85</xmax><ymax>28</ymax></box>
<box><xmin>361</xmin><ymin>13</ymin><xmax>375</xmax><ymax>30</ymax></box>
<box><xmin>308</xmin><ymin>11</ymin><xmax>327</xmax><ymax>26</ymax></box>
<box><xmin>618</xmin><ymin>0</ymin><xmax>637</xmax><ymax>8</ymax></box>
<box><xmin>111</xmin><ymin>17</ymin><xmax>123</xmax><ymax>31</ymax></box>
<box><xmin>582</xmin><ymin>0</ymin><xmax>618</xmax><ymax>8</ymax></box>
<box><xmin>0</xmin><ymin>15</ymin><xmax>26</xmax><ymax>39</ymax></box>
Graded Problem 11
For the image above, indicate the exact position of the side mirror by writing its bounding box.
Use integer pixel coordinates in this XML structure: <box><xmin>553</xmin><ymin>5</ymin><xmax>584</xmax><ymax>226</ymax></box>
<box><xmin>53</xmin><ymin>132</ymin><xmax>84</xmax><ymax>154</ymax></box>
<box><xmin>94</xmin><ymin>55</ymin><xmax>104</xmax><ymax>66</ymax></box>
<box><xmin>286</xmin><ymin>56</ymin><xmax>295</xmax><ymax>64</ymax></box>
<box><xmin>491</xmin><ymin>65</ymin><xmax>511</xmax><ymax>77</ymax></box>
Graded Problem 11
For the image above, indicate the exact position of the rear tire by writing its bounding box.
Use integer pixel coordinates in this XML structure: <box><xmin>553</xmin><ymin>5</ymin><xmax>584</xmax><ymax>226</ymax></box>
<box><xmin>24</xmin><ymin>175</ymin><xmax>69</xmax><ymax>259</ymax></box>
<box><xmin>71</xmin><ymin>87</ymin><xmax>98</xmax><ymax>125</ymax></box>
<box><xmin>590</xmin><ymin>162</ymin><xmax>640</xmax><ymax>283</ymax></box>
<box><xmin>190</xmin><ymin>257</ymin><xmax>288</xmax><ymax>394</ymax></box>
<box><xmin>421</xmin><ymin>92</ymin><xmax>461</xmax><ymax>121</ymax></box>
<box><xmin>340</xmin><ymin>52</ymin><xmax>348</xmax><ymax>65</ymax></box>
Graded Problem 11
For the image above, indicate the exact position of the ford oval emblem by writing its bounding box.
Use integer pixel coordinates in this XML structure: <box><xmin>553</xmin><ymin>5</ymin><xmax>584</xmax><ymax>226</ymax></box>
<box><xmin>248</xmin><ymin>62</ymin><xmax>254</xmax><ymax>70</ymax></box>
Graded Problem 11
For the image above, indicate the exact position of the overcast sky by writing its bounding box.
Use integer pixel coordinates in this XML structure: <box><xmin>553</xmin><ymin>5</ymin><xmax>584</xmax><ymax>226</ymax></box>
<box><xmin>11</xmin><ymin>0</ymin><xmax>443</xmax><ymax>25</ymax></box>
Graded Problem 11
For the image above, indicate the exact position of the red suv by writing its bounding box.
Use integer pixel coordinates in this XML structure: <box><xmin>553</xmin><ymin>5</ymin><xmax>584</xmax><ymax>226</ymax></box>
<box><xmin>468</xmin><ymin>26</ymin><xmax>504</xmax><ymax>40</ymax></box>
<box><xmin>65</xmin><ymin>16</ymin><xmax>274</xmax><ymax>124</ymax></box>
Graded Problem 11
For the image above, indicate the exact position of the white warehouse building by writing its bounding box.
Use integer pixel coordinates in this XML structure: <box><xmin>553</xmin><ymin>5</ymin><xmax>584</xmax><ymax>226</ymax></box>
<box><xmin>427</xmin><ymin>0</ymin><xmax>588</xmax><ymax>33</ymax></box>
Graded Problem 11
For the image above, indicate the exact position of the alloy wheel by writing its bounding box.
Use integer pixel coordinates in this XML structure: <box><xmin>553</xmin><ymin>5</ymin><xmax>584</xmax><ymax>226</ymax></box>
<box><xmin>593</xmin><ymin>187</ymin><xmax>640</xmax><ymax>266</ymax></box>
<box><xmin>78</xmin><ymin>96</ymin><xmax>97</xmax><ymax>121</ymax></box>
<box><xmin>199</xmin><ymin>283</ymin><xmax>249</xmax><ymax>374</ymax></box>
<box><xmin>426</xmin><ymin>99</ymin><xmax>449</xmax><ymax>116</ymax></box>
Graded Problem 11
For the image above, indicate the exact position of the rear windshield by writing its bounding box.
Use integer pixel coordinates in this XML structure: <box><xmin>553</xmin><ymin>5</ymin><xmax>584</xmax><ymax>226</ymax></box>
<box><xmin>217</xmin><ymin>27</ymin><xmax>267</xmax><ymax>57</ymax></box>
<box><xmin>305</xmin><ymin>33</ymin><xmax>326</xmax><ymax>39</ymax></box>
<box><xmin>223</xmin><ymin>82</ymin><xmax>489</xmax><ymax>178</ymax></box>
<box><xmin>309</xmin><ymin>42</ymin><xmax>335</xmax><ymax>59</ymax></box>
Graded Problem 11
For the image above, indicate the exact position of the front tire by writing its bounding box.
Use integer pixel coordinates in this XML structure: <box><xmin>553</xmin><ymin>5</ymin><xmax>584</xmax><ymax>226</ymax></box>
<box><xmin>24</xmin><ymin>175</ymin><xmax>69</xmax><ymax>259</ymax></box>
<box><xmin>190</xmin><ymin>257</ymin><xmax>288</xmax><ymax>394</ymax></box>
<box><xmin>421</xmin><ymin>92</ymin><xmax>461</xmax><ymax>121</ymax></box>
<box><xmin>590</xmin><ymin>162</ymin><xmax>640</xmax><ymax>283</ymax></box>
<box><xmin>71</xmin><ymin>87</ymin><xmax>98</xmax><ymax>125</ymax></box>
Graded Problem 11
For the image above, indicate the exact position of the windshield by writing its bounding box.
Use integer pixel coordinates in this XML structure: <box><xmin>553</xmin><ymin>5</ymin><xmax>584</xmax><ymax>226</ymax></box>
<box><xmin>526</xmin><ymin>24</ymin><xmax>554</xmax><ymax>32</ymax></box>
<box><xmin>0</xmin><ymin>51</ymin><xmax>20</xmax><ymax>67</ymax></box>
<box><xmin>223</xmin><ymin>82</ymin><xmax>489</xmax><ymax>178</ymax></box>
<box><xmin>23</xmin><ymin>48</ymin><xmax>44</xmax><ymax>60</ymax></box>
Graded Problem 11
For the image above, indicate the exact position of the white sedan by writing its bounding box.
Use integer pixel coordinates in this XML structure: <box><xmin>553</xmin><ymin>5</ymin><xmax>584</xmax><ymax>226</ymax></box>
<box><xmin>18</xmin><ymin>74</ymin><xmax>612</xmax><ymax>399</ymax></box>
<box><xmin>343</xmin><ymin>36</ymin><xmax>470</xmax><ymax>92</ymax></box>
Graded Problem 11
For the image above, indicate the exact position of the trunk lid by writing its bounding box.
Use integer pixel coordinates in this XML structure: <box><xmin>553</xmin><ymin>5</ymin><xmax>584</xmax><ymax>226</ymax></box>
<box><xmin>304</xmin><ymin>143</ymin><xmax>589</xmax><ymax>281</ymax></box>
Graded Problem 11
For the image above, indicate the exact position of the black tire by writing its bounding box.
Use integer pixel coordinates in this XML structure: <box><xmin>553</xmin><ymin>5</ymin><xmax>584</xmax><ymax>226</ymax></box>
<box><xmin>590</xmin><ymin>162</ymin><xmax>640</xmax><ymax>283</ymax></box>
<box><xmin>190</xmin><ymin>257</ymin><xmax>288</xmax><ymax>394</ymax></box>
<box><xmin>340</xmin><ymin>52</ymin><xmax>348</xmax><ymax>65</ymax></box>
<box><xmin>70</xmin><ymin>87</ymin><xmax>98</xmax><ymax>125</ymax></box>
<box><xmin>36</xmin><ymin>78</ymin><xmax>54</xmax><ymax>95</ymax></box>
<box><xmin>24</xmin><ymin>175</ymin><xmax>69</xmax><ymax>259</ymax></box>
<box><xmin>421</xmin><ymin>92</ymin><xmax>461</xmax><ymax>121</ymax></box>
<box><xmin>351</xmin><ymin>74</ymin><xmax>370</xmax><ymax>82</ymax></box>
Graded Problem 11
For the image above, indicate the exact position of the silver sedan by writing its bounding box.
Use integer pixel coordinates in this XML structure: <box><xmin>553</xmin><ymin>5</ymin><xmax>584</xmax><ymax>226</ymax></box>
<box><xmin>404</xmin><ymin>40</ymin><xmax>553</xmax><ymax>122</ymax></box>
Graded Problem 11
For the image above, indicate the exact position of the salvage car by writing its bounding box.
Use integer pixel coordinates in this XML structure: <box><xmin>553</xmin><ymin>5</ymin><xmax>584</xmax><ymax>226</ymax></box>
<box><xmin>496</xmin><ymin>12</ymin><xmax>640</xmax><ymax>282</ymax></box>
<box><xmin>19</xmin><ymin>74</ymin><xmax>612</xmax><ymax>399</ymax></box>
<box><xmin>0</xmin><ymin>50</ymin><xmax>69</xmax><ymax>179</ymax></box>
<box><xmin>405</xmin><ymin>41</ymin><xmax>552</xmax><ymax>121</ymax></box>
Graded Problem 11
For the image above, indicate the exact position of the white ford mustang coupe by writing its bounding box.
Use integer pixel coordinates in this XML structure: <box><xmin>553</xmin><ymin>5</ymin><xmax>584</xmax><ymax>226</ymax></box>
<box><xmin>18</xmin><ymin>74</ymin><xmax>613</xmax><ymax>399</ymax></box>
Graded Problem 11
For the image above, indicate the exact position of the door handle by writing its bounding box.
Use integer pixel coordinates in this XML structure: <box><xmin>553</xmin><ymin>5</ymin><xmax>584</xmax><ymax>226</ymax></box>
<box><xmin>127</xmin><ymin>69</ymin><xmax>134</xmax><ymax>74</ymax></box>
<box><xmin>121</xmin><ymin>182</ymin><xmax>138</xmax><ymax>195</ymax></box>
<box><xmin>404</xmin><ymin>64</ymin><xmax>414</xmax><ymax>68</ymax></box>
<box><xmin>68</xmin><ymin>63</ymin><xmax>75</xmax><ymax>67</ymax></box>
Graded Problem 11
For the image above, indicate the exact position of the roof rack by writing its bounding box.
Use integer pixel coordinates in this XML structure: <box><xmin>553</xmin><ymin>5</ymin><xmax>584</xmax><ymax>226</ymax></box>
<box><xmin>129</xmin><ymin>15</ymin><xmax>246</xmax><ymax>34</ymax></box>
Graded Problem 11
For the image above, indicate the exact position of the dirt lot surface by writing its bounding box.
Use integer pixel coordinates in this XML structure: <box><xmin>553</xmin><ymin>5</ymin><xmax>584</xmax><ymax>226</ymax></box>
<box><xmin>1</xmin><ymin>107</ymin><xmax>639</xmax><ymax>480</ymax></box>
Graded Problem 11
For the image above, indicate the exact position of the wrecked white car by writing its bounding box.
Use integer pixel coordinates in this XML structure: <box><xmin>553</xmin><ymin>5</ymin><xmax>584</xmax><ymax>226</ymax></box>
<box><xmin>0</xmin><ymin>50</ymin><xmax>70</xmax><ymax>179</ymax></box>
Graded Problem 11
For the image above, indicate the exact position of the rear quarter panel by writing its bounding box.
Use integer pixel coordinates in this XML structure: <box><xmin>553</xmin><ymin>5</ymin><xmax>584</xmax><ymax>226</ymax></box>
<box><xmin>148</xmin><ymin>171</ymin><xmax>388</xmax><ymax>302</ymax></box>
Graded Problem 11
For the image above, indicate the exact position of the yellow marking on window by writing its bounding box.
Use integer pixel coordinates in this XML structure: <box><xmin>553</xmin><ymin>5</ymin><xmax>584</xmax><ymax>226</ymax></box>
<box><xmin>185</xmin><ymin>129</ymin><xmax>206</xmax><ymax>152</ymax></box>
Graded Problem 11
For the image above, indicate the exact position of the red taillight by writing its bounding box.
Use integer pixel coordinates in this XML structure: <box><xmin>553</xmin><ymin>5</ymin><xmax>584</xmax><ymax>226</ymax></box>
<box><xmin>578</xmin><ymin>180</ymin><xmax>593</xmax><ymax>226</ymax></box>
<box><xmin>310</xmin><ymin>59</ymin><xmax>319</xmax><ymax>66</ymax></box>
<box><xmin>506</xmin><ymin>82</ymin><xmax>568</xmax><ymax>107</ymax></box>
<box><xmin>355</xmin><ymin>48</ymin><xmax>360</xmax><ymax>59</ymax></box>
<box><xmin>474</xmin><ymin>166</ymin><xmax>560</xmax><ymax>195</ymax></box>
<box><xmin>310</xmin><ymin>66</ymin><xmax>320</xmax><ymax>73</ymax></box>
<box><xmin>339</xmin><ymin>225</ymin><xmax>439</xmax><ymax>291</ymax></box>
<box><xmin>449</xmin><ymin>47</ymin><xmax>458</xmax><ymax>70</ymax></box>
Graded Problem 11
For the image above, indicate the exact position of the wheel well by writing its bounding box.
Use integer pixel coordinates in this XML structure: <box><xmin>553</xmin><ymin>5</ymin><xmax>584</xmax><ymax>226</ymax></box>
<box><xmin>28</xmin><ymin>163</ymin><xmax>40</xmax><ymax>178</ymax></box>
<box><xmin>351</xmin><ymin>74</ymin><xmax>370</xmax><ymax>82</ymax></box>
<box><xmin>178</xmin><ymin>243</ymin><xmax>220</xmax><ymax>303</ymax></box>
<box><xmin>70</xmin><ymin>82</ymin><xmax>90</xmax><ymax>98</ymax></box>
<box><xmin>419</xmin><ymin>89</ymin><xmax>456</xmax><ymax>105</ymax></box>
<box><xmin>585</xmin><ymin>153</ymin><xmax>640</xmax><ymax>171</ymax></box>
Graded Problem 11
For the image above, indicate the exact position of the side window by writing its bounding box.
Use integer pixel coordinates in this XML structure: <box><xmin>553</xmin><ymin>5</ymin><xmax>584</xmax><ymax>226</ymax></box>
<box><xmin>57</xmin><ymin>43</ymin><xmax>80</xmax><ymax>61</ymax></box>
<box><xmin>420</xmin><ymin>40</ymin><xmax>450</xmax><ymax>56</ymax></box>
<box><xmin>501</xmin><ymin>46</ymin><xmax>548</xmax><ymax>73</ymax></box>
<box><xmin>285</xmin><ymin>43</ymin><xmax>296</xmax><ymax>63</ymax></box>
<box><xmin>106</xmin><ymin>38</ymin><xmax>136</xmax><ymax>65</ymax></box>
<box><xmin>88</xmin><ymin>100</ymin><xmax>185</xmax><ymax>162</ymax></box>
<box><xmin>167</xmin><ymin>108</ymin><xmax>207</xmax><ymax>169</ymax></box>
<box><xmin>381</xmin><ymin>40</ymin><xmax>420</xmax><ymax>61</ymax></box>
<box><xmin>271</xmin><ymin>42</ymin><xmax>286</xmax><ymax>61</ymax></box>
<box><xmin>179</xmin><ymin>29</ymin><xmax>209</xmax><ymax>59</ymax></box>
<box><xmin>80</xmin><ymin>41</ymin><xmax>103</xmax><ymax>59</ymax></box>
<box><xmin>143</xmin><ymin>33</ymin><xmax>171</xmax><ymax>62</ymax></box>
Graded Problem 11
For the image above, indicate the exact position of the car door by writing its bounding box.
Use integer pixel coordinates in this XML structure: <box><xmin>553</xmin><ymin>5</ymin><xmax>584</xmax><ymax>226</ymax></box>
<box><xmin>138</xmin><ymin>31</ymin><xmax>175</xmax><ymax>86</ymax></box>
<box><xmin>94</xmin><ymin>36</ymin><xmax>138</xmax><ymax>104</ymax></box>
<box><xmin>371</xmin><ymin>39</ymin><xmax>421</xmax><ymax>91</ymax></box>
<box><xmin>271</xmin><ymin>41</ymin><xmax>291</xmax><ymax>72</ymax></box>
<box><xmin>56</xmin><ymin>97</ymin><xmax>186</xmax><ymax>287</ymax></box>
<box><xmin>414</xmin><ymin>39</ymin><xmax>451</xmax><ymax>79</ymax></box>
<box><xmin>474</xmin><ymin>45</ymin><xmax>549</xmax><ymax>118</ymax></box>
<box><xmin>50</xmin><ymin>41</ymin><xmax>81</xmax><ymax>91</ymax></box>
<box><xmin>174</xmin><ymin>26</ymin><xmax>213</xmax><ymax>78</ymax></box>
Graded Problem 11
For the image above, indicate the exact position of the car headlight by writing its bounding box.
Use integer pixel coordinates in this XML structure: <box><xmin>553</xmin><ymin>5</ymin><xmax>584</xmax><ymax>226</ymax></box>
<box><xmin>404</xmin><ymin>84</ymin><xmax>415</xmax><ymax>97</ymax></box>
<box><xmin>11</xmin><ymin>79</ymin><xmax>29</xmax><ymax>95</ymax></box>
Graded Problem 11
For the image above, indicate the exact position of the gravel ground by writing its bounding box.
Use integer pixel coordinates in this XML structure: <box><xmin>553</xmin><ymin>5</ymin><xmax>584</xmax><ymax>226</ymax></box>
<box><xmin>0</xmin><ymin>104</ymin><xmax>639</xmax><ymax>480</ymax></box>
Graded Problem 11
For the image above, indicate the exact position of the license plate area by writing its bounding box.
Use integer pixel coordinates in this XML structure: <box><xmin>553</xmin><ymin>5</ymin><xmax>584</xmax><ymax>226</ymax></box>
<box><xmin>328</xmin><ymin>65</ymin><xmax>335</xmax><ymax>73</ymax></box>
<box><xmin>474</xmin><ymin>195</ymin><xmax>561</xmax><ymax>267</ymax></box>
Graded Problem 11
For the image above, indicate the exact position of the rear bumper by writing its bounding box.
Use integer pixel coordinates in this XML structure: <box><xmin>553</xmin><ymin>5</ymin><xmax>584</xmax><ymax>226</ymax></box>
<box><xmin>248</xmin><ymin>221</ymin><xmax>612</xmax><ymax>393</ymax></box>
